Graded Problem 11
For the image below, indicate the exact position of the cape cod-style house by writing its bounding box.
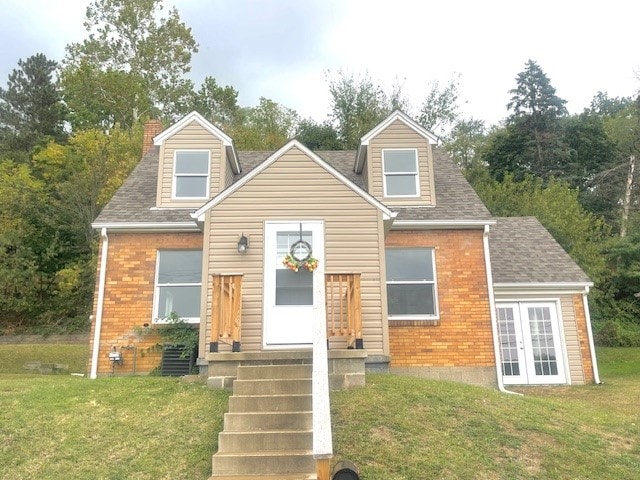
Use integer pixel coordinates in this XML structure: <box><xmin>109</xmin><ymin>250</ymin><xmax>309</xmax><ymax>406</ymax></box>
<box><xmin>89</xmin><ymin>110</ymin><xmax>599</xmax><ymax>388</ymax></box>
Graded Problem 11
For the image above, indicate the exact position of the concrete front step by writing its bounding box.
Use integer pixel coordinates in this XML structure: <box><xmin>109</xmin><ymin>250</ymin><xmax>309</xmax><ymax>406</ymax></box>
<box><xmin>211</xmin><ymin>364</ymin><xmax>317</xmax><ymax>478</ymax></box>
<box><xmin>211</xmin><ymin>451</ymin><xmax>315</xmax><ymax>476</ymax></box>
<box><xmin>233</xmin><ymin>378</ymin><xmax>312</xmax><ymax>395</ymax></box>
<box><xmin>236</xmin><ymin>364</ymin><xmax>312</xmax><ymax>380</ymax></box>
<box><xmin>228</xmin><ymin>394</ymin><xmax>312</xmax><ymax>413</ymax></box>
<box><xmin>218</xmin><ymin>430</ymin><xmax>313</xmax><ymax>453</ymax></box>
<box><xmin>224</xmin><ymin>411</ymin><xmax>312</xmax><ymax>431</ymax></box>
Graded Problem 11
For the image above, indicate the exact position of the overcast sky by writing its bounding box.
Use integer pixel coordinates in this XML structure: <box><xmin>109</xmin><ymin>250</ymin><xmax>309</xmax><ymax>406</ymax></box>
<box><xmin>1</xmin><ymin>0</ymin><xmax>638</xmax><ymax>128</ymax></box>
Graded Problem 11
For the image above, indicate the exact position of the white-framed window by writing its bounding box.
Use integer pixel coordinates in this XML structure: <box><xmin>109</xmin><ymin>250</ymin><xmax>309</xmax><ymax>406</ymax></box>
<box><xmin>172</xmin><ymin>150</ymin><xmax>210</xmax><ymax>199</ymax></box>
<box><xmin>385</xmin><ymin>247</ymin><xmax>438</xmax><ymax>318</ymax></box>
<box><xmin>153</xmin><ymin>250</ymin><xmax>203</xmax><ymax>323</ymax></box>
<box><xmin>382</xmin><ymin>149</ymin><xmax>420</xmax><ymax>197</ymax></box>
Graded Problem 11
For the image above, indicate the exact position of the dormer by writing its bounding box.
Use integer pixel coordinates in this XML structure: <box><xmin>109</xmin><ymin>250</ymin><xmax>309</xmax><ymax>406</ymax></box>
<box><xmin>354</xmin><ymin>111</ymin><xmax>438</xmax><ymax>206</ymax></box>
<box><xmin>153</xmin><ymin>111</ymin><xmax>240</xmax><ymax>208</ymax></box>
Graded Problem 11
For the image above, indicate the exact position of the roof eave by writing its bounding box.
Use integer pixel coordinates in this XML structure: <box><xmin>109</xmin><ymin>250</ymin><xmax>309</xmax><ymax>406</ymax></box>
<box><xmin>91</xmin><ymin>222</ymin><xmax>201</xmax><ymax>233</ymax></box>
<box><xmin>153</xmin><ymin>111</ymin><xmax>234</xmax><ymax>147</ymax></box>
<box><xmin>493</xmin><ymin>282</ymin><xmax>594</xmax><ymax>293</ymax></box>
<box><xmin>391</xmin><ymin>219</ymin><xmax>496</xmax><ymax>230</ymax></box>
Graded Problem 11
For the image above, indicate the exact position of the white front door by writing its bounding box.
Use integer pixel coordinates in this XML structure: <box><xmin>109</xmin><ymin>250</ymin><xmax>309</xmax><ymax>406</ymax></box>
<box><xmin>497</xmin><ymin>302</ymin><xmax>567</xmax><ymax>385</ymax></box>
<box><xmin>263</xmin><ymin>221</ymin><xmax>324</xmax><ymax>348</ymax></box>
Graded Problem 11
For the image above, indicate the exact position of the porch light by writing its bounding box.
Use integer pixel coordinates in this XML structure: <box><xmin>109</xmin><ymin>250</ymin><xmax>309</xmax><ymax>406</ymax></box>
<box><xmin>237</xmin><ymin>234</ymin><xmax>248</xmax><ymax>253</ymax></box>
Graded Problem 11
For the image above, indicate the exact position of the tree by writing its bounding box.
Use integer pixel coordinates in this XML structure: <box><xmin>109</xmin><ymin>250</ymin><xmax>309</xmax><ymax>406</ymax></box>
<box><xmin>327</xmin><ymin>71</ymin><xmax>404</xmax><ymax>149</ymax></box>
<box><xmin>295</xmin><ymin>119</ymin><xmax>341</xmax><ymax>150</ymax></box>
<box><xmin>443</xmin><ymin>118</ymin><xmax>486</xmax><ymax>170</ymax></box>
<box><xmin>418</xmin><ymin>76</ymin><xmax>461</xmax><ymax>140</ymax></box>
<box><xmin>190</xmin><ymin>76</ymin><xmax>241</xmax><ymax>130</ymax></box>
<box><xmin>0</xmin><ymin>53</ymin><xmax>66</xmax><ymax>158</ymax></box>
<box><xmin>63</xmin><ymin>0</ymin><xmax>198</xmax><ymax>123</ymax></box>
<box><xmin>33</xmin><ymin>126</ymin><xmax>142</xmax><ymax>250</ymax></box>
<box><xmin>469</xmin><ymin>171</ymin><xmax>609</xmax><ymax>283</ymax></box>
<box><xmin>229</xmin><ymin>97</ymin><xmax>299</xmax><ymax>150</ymax></box>
<box><xmin>483</xmin><ymin>60</ymin><xmax>570</xmax><ymax>180</ymax></box>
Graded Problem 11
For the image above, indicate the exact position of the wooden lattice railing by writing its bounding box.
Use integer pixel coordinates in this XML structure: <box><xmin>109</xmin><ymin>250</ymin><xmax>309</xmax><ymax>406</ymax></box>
<box><xmin>325</xmin><ymin>273</ymin><xmax>363</xmax><ymax>349</ymax></box>
<box><xmin>210</xmin><ymin>274</ymin><xmax>242</xmax><ymax>353</ymax></box>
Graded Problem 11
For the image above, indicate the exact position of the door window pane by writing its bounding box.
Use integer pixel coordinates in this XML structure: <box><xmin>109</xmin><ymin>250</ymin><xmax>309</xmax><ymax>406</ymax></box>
<box><xmin>276</xmin><ymin>269</ymin><xmax>313</xmax><ymax>305</ymax></box>
<box><xmin>528</xmin><ymin>307</ymin><xmax>558</xmax><ymax>376</ymax></box>
<box><xmin>275</xmin><ymin>230</ymin><xmax>314</xmax><ymax>305</ymax></box>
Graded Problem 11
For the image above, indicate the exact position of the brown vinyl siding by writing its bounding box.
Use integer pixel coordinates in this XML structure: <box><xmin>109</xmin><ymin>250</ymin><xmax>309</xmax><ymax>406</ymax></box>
<box><xmin>156</xmin><ymin>120</ymin><xmax>222</xmax><ymax>207</ymax></box>
<box><xmin>493</xmin><ymin>292</ymin><xmax>590</xmax><ymax>384</ymax></box>
<box><xmin>369</xmin><ymin>119</ymin><xmax>435</xmax><ymax>206</ymax></box>
<box><xmin>204</xmin><ymin>146</ymin><xmax>386</xmax><ymax>354</ymax></box>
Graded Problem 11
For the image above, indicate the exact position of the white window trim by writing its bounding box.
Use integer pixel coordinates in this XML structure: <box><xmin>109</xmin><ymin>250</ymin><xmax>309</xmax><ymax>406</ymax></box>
<box><xmin>152</xmin><ymin>249</ymin><xmax>202</xmax><ymax>324</ymax></box>
<box><xmin>386</xmin><ymin>247</ymin><xmax>439</xmax><ymax>320</ymax></box>
<box><xmin>382</xmin><ymin>148</ymin><xmax>420</xmax><ymax>198</ymax></box>
<box><xmin>172</xmin><ymin>150</ymin><xmax>211</xmax><ymax>200</ymax></box>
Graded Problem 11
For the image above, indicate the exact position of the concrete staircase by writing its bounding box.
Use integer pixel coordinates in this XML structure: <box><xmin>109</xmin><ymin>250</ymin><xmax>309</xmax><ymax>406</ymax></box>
<box><xmin>210</xmin><ymin>364</ymin><xmax>317</xmax><ymax>480</ymax></box>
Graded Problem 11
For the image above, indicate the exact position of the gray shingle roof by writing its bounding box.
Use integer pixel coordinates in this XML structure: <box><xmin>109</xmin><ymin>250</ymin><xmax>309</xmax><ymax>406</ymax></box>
<box><xmin>489</xmin><ymin>217</ymin><xmax>591</xmax><ymax>284</ymax></box>
<box><xmin>94</xmin><ymin>146</ymin><xmax>195</xmax><ymax>225</ymax></box>
<box><xmin>394</xmin><ymin>148</ymin><xmax>491</xmax><ymax>221</ymax></box>
<box><xmin>93</xmin><ymin>146</ymin><xmax>499</xmax><ymax>226</ymax></box>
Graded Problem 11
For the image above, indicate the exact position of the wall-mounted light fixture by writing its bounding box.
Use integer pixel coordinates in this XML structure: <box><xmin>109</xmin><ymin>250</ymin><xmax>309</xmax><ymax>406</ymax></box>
<box><xmin>237</xmin><ymin>234</ymin><xmax>248</xmax><ymax>253</ymax></box>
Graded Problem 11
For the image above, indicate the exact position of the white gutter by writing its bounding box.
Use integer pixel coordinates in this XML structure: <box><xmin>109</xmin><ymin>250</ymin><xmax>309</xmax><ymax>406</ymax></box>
<box><xmin>91</xmin><ymin>222</ymin><xmax>199</xmax><ymax>232</ymax></box>
<box><xmin>391</xmin><ymin>219</ymin><xmax>497</xmax><ymax>230</ymax></box>
<box><xmin>582</xmin><ymin>286</ymin><xmax>602</xmax><ymax>384</ymax></box>
<box><xmin>483</xmin><ymin>225</ymin><xmax>522</xmax><ymax>396</ymax></box>
<box><xmin>90</xmin><ymin>228</ymin><xmax>109</xmax><ymax>379</ymax></box>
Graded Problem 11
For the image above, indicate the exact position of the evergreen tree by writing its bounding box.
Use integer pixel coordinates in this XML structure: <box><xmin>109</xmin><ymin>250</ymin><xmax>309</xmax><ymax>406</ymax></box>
<box><xmin>0</xmin><ymin>53</ymin><xmax>66</xmax><ymax>158</ymax></box>
<box><xmin>485</xmin><ymin>60</ymin><xmax>570</xmax><ymax>180</ymax></box>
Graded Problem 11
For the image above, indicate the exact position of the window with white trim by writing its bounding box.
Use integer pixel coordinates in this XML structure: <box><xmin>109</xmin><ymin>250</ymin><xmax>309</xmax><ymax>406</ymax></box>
<box><xmin>154</xmin><ymin>250</ymin><xmax>203</xmax><ymax>323</ymax></box>
<box><xmin>173</xmin><ymin>150</ymin><xmax>210</xmax><ymax>199</ymax></box>
<box><xmin>382</xmin><ymin>149</ymin><xmax>419</xmax><ymax>197</ymax></box>
<box><xmin>386</xmin><ymin>248</ymin><xmax>438</xmax><ymax>318</ymax></box>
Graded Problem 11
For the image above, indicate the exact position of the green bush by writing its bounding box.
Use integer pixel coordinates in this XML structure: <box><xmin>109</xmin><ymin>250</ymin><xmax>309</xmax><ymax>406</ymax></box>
<box><xmin>595</xmin><ymin>320</ymin><xmax>640</xmax><ymax>347</ymax></box>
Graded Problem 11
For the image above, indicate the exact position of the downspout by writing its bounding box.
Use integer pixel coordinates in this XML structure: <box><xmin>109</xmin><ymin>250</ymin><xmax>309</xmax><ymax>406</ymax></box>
<box><xmin>582</xmin><ymin>286</ymin><xmax>602</xmax><ymax>384</ymax></box>
<box><xmin>90</xmin><ymin>228</ymin><xmax>109</xmax><ymax>379</ymax></box>
<box><xmin>483</xmin><ymin>225</ymin><xmax>522</xmax><ymax>396</ymax></box>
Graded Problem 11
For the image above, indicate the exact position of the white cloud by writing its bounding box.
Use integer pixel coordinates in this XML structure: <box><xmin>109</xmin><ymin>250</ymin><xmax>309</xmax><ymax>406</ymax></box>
<box><xmin>0</xmin><ymin>0</ymin><xmax>637</xmax><ymax>128</ymax></box>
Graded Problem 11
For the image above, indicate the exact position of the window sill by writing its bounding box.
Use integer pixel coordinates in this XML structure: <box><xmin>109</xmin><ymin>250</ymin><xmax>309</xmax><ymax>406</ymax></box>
<box><xmin>388</xmin><ymin>318</ymin><xmax>440</xmax><ymax>327</ymax></box>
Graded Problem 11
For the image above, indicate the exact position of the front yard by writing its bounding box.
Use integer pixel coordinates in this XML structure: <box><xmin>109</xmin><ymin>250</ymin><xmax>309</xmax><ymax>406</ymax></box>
<box><xmin>0</xmin><ymin>345</ymin><xmax>638</xmax><ymax>479</ymax></box>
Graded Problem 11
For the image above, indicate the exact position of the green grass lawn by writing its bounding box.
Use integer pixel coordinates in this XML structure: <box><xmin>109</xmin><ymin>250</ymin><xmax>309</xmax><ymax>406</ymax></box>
<box><xmin>0</xmin><ymin>343</ymin><xmax>90</xmax><ymax>374</ymax></box>
<box><xmin>0</xmin><ymin>345</ymin><xmax>638</xmax><ymax>479</ymax></box>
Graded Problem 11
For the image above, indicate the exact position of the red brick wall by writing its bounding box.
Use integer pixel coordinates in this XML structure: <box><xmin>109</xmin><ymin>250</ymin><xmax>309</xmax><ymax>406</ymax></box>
<box><xmin>573</xmin><ymin>293</ymin><xmax>595</xmax><ymax>383</ymax></box>
<box><xmin>386</xmin><ymin>230</ymin><xmax>495</xmax><ymax>367</ymax></box>
<box><xmin>88</xmin><ymin>232</ymin><xmax>203</xmax><ymax>375</ymax></box>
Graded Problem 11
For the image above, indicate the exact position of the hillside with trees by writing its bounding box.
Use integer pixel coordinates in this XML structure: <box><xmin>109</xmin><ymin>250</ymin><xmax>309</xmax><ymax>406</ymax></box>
<box><xmin>0</xmin><ymin>0</ymin><xmax>638</xmax><ymax>345</ymax></box>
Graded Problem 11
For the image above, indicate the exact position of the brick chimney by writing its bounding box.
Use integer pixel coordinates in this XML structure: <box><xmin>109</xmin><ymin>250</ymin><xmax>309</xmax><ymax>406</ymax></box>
<box><xmin>142</xmin><ymin>119</ymin><xmax>164</xmax><ymax>154</ymax></box>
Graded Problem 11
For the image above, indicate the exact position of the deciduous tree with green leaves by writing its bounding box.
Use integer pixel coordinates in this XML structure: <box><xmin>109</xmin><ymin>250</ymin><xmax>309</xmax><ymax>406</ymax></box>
<box><xmin>327</xmin><ymin>71</ymin><xmax>406</xmax><ymax>149</ymax></box>
<box><xmin>63</xmin><ymin>0</ymin><xmax>198</xmax><ymax>124</ymax></box>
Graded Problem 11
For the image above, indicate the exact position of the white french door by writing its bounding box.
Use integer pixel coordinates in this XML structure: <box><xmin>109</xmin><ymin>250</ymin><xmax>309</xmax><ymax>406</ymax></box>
<box><xmin>496</xmin><ymin>302</ymin><xmax>567</xmax><ymax>385</ymax></box>
<box><xmin>263</xmin><ymin>221</ymin><xmax>324</xmax><ymax>348</ymax></box>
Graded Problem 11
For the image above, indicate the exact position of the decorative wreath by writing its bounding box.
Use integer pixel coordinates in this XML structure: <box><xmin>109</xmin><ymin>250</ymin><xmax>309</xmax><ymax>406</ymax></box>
<box><xmin>283</xmin><ymin>239</ymin><xmax>319</xmax><ymax>272</ymax></box>
<box><xmin>283</xmin><ymin>254</ymin><xmax>319</xmax><ymax>272</ymax></box>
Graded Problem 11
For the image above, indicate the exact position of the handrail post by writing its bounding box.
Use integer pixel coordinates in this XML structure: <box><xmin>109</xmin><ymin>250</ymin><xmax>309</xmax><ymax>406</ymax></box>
<box><xmin>353</xmin><ymin>274</ymin><xmax>363</xmax><ymax>349</ymax></box>
<box><xmin>210</xmin><ymin>275</ymin><xmax>221</xmax><ymax>352</ymax></box>
<box><xmin>313</xmin><ymin>267</ymin><xmax>332</xmax><ymax>478</ymax></box>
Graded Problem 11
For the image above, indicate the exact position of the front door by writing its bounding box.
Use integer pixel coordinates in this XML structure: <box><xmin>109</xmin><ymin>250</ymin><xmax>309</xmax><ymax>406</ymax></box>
<box><xmin>497</xmin><ymin>302</ymin><xmax>567</xmax><ymax>385</ymax></box>
<box><xmin>263</xmin><ymin>221</ymin><xmax>324</xmax><ymax>348</ymax></box>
